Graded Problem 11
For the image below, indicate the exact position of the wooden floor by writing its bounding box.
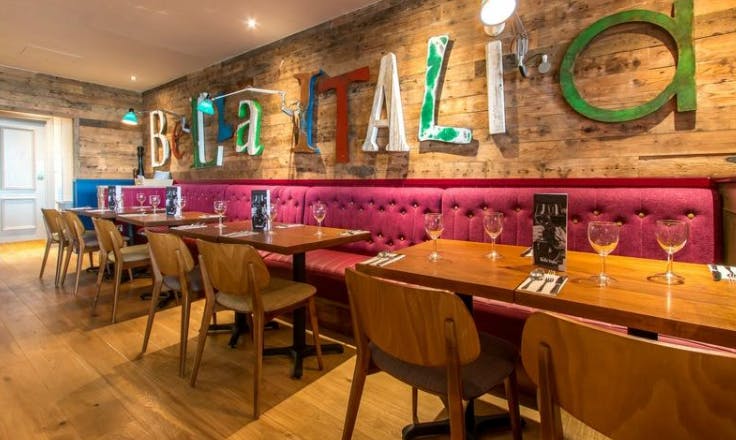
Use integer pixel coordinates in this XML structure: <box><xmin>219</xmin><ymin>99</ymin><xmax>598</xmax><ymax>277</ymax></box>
<box><xmin>0</xmin><ymin>240</ymin><xmax>605</xmax><ymax>439</ymax></box>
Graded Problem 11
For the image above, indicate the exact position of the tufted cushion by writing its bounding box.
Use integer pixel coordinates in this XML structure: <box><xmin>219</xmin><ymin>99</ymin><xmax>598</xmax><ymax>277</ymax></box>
<box><xmin>224</xmin><ymin>185</ymin><xmax>308</xmax><ymax>223</ymax></box>
<box><xmin>303</xmin><ymin>186</ymin><xmax>443</xmax><ymax>255</ymax></box>
<box><xmin>442</xmin><ymin>187</ymin><xmax>717</xmax><ymax>264</ymax></box>
<box><xmin>178</xmin><ymin>184</ymin><xmax>228</xmax><ymax>213</ymax></box>
<box><xmin>370</xmin><ymin>332</ymin><xmax>517</xmax><ymax>399</ymax></box>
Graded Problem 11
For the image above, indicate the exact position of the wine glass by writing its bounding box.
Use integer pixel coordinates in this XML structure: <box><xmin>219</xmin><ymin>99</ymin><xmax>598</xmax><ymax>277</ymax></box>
<box><xmin>175</xmin><ymin>196</ymin><xmax>187</xmax><ymax>218</ymax></box>
<box><xmin>312</xmin><ymin>201</ymin><xmax>326</xmax><ymax>236</ymax></box>
<box><xmin>136</xmin><ymin>192</ymin><xmax>146</xmax><ymax>210</ymax></box>
<box><xmin>267</xmin><ymin>204</ymin><xmax>278</xmax><ymax>234</ymax></box>
<box><xmin>149</xmin><ymin>194</ymin><xmax>160</xmax><ymax>214</ymax></box>
<box><xmin>648</xmin><ymin>219</ymin><xmax>689</xmax><ymax>285</ymax></box>
<box><xmin>424</xmin><ymin>213</ymin><xmax>444</xmax><ymax>262</ymax></box>
<box><xmin>587</xmin><ymin>221</ymin><xmax>620</xmax><ymax>286</ymax></box>
<box><xmin>483</xmin><ymin>212</ymin><xmax>504</xmax><ymax>260</ymax></box>
<box><xmin>214</xmin><ymin>200</ymin><xmax>228</xmax><ymax>229</ymax></box>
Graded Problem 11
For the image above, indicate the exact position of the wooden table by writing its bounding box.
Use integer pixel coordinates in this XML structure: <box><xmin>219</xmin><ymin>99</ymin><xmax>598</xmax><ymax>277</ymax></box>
<box><xmin>173</xmin><ymin>221</ymin><xmax>371</xmax><ymax>378</ymax></box>
<box><xmin>357</xmin><ymin>239</ymin><xmax>736</xmax><ymax>349</ymax></box>
<box><xmin>113</xmin><ymin>211</ymin><xmax>221</xmax><ymax>227</ymax></box>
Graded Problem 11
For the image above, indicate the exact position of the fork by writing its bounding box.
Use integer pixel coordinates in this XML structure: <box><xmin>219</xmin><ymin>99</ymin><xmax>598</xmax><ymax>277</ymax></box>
<box><xmin>537</xmin><ymin>275</ymin><xmax>555</xmax><ymax>293</ymax></box>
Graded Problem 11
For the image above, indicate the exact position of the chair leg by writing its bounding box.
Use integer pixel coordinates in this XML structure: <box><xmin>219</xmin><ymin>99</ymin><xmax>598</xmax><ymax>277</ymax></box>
<box><xmin>127</xmin><ymin>268</ymin><xmax>134</xmax><ymax>282</ymax></box>
<box><xmin>412</xmin><ymin>387</ymin><xmax>419</xmax><ymax>424</ymax></box>
<box><xmin>73</xmin><ymin>251</ymin><xmax>83</xmax><ymax>296</ymax></box>
<box><xmin>189</xmin><ymin>297</ymin><xmax>215</xmax><ymax>387</ymax></box>
<box><xmin>341</xmin><ymin>354</ymin><xmax>369</xmax><ymax>440</ymax></box>
<box><xmin>505</xmin><ymin>371</ymin><xmax>523</xmax><ymax>440</ymax></box>
<box><xmin>55</xmin><ymin>240</ymin><xmax>65</xmax><ymax>287</ymax></box>
<box><xmin>306</xmin><ymin>297</ymin><xmax>323</xmax><ymax>370</ymax></box>
<box><xmin>111</xmin><ymin>263</ymin><xmax>123</xmax><ymax>323</ymax></box>
<box><xmin>60</xmin><ymin>245</ymin><xmax>73</xmax><ymax>287</ymax></box>
<box><xmin>92</xmin><ymin>252</ymin><xmax>108</xmax><ymax>313</ymax></box>
<box><xmin>88</xmin><ymin>251</ymin><xmax>94</xmax><ymax>269</ymax></box>
<box><xmin>179</xmin><ymin>287</ymin><xmax>192</xmax><ymax>378</ymax></box>
<box><xmin>39</xmin><ymin>240</ymin><xmax>52</xmax><ymax>278</ymax></box>
<box><xmin>141</xmin><ymin>279</ymin><xmax>164</xmax><ymax>355</ymax></box>
<box><xmin>252</xmin><ymin>311</ymin><xmax>264</xmax><ymax>419</ymax></box>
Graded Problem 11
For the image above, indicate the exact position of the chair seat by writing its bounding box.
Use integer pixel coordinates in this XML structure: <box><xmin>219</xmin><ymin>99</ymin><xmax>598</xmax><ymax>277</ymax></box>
<box><xmin>216</xmin><ymin>277</ymin><xmax>316</xmax><ymax>314</ymax></box>
<box><xmin>370</xmin><ymin>332</ymin><xmax>517</xmax><ymax>400</ymax></box>
<box><xmin>108</xmin><ymin>244</ymin><xmax>149</xmax><ymax>263</ymax></box>
<box><xmin>163</xmin><ymin>267</ymin><xmax>203</xmax><ymax>292</ymax></box>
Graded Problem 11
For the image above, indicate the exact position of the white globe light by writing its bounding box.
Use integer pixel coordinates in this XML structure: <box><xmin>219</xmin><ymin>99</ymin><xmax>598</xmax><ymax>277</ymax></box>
<box><xmin>480</xmin><ymin>0</ymin><xmax>518</xmax><ymax>26</ymax></box>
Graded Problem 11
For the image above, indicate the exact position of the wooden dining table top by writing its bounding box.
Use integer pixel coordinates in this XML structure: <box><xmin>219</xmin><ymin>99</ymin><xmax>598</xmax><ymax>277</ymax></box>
<box><xmin>110</xmin><ymin>211</ymin><xmax>221</xmax><ymax>227</ymax></box>
<box><xmin>170</xmin><ymin>221</ymin><xmax>371</xmax><ymax>255</ymax></box>
<box><xmin>356</xmin><ymin>239</ymin><xmax>736</xmax><ymax>349</ymax></box>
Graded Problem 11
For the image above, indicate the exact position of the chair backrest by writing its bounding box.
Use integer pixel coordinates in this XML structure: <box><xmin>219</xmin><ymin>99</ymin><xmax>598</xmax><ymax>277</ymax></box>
<box><xmin>146</xmin><ymin>231</ymin><xmax>195</xmax><ymax>276</ymax></box>
<box><xmin>60</xmin><ymin>211</ymin><xmax>86</xmax><ymax>247</ymax></box>
<box><xmin>521</xmin><ymin>312</ymin><xmax>736</xmax><ymax>439</ymax></box>
<box><xmin>344</xmin><ymin>269</ymin><xmax>480</xmax><ymax>367</ymax></box>
<box><xmin>92</xmin><ymin>218</ymin><xmax>123</xmax><ymax>254</ymax></box>
<box><xmin>196</xmin><ymin>240</ymin><xmax>269</xmax><ymax>295</ymax></box>
<box><xmin>41</xmin><ymin>208</ymin><xmax>62</xmax><ymax>238</ymax></box>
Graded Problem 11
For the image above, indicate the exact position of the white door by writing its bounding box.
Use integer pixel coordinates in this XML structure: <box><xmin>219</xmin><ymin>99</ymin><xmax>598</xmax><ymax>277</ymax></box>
<box><xmin>0</xmin><ymin>118</ymin><xmax>47</xmax><ymax>242</ymax></box>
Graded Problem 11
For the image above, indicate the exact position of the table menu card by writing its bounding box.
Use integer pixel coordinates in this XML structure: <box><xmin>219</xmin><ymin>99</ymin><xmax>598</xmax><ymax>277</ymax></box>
<box><xmin>533</xmin><ymin>193</ymin><xmax>568</xmax><ymax>271</ymax></box>
<box><xmin>165</xmin><ymin>186</ymin><xmax>181</xmax><ymax>217</ymax></box>
<box><xmin>107</xmin><ymin>185</ymin><xmax>122</xmax><ymax>211</ymax></box>
<box><xmin>251</xmin><ymin>189</ymin><xmax>270</xmax><ymax>231</ymax></box>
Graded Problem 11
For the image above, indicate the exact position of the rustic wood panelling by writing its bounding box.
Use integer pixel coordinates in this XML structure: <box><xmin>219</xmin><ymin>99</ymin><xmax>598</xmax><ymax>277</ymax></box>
<box><xmin>0</xmin><ymin>66</ymin><xmax>142</xmax><ymax>179</ymax></box>
<box><xmin>136</xmin><ymin>0</ymin><xmax>735</xmax><ymax>181</ymax></box>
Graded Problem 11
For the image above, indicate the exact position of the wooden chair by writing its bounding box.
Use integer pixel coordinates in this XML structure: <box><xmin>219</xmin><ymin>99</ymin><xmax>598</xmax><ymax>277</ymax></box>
<box><xmin>58</xmin><ymin>211</ymin><xmax>100</xmax><ymax>296</ymax></box>
<box><xmin>342</xmin><ymin>269</ymin><xmax>522</xmax><ymax>440</ymax></box>
<box><xmin>91</xmin><ymin>218</ymin><xmax>150</xmax><ymax>323</ymax></box>
<box><xmin>141</xmin><ymin>231</ymin><xmax>202</xmax><ymax>377</ymax></box>
<box><xmin>39</xmin><ymin>208</ymin><xmax>66</xmax><ymax>285</ymax></box>
<box><xmin>190</xmin><ymin>239</ymin><xmax>323</xmax><ymax>419</ymax></box>
<box><xmin>521</xmin><ymin>311</ymin><xmax>736</xmax><ymax>439</ymax></box>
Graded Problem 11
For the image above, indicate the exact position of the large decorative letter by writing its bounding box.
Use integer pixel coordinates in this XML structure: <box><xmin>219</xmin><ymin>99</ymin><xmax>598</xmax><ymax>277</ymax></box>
<box><xmin>191</xmin><ymin>94</ymin><xmax>218</xmax><ymax>168</ymax></box>
<box><xmin>418</xmin><ymin>35</ymin><xmax>472</xmax><ymax>144</ymax></box>
<box><xmin>318</xmin><ymin>66</ymin><xmax>370</xmax><ymax>163</ymax></box>
<box><xmin>362</xmin><ymin>53</ymin><xmax>409</xmax><ymax>152</ymax></box>
<box><xmin>486</xmin><ymin>40</ymin><xmax>506</xmax><ymax>134</ymax></box>
<box><xmin>235</xmin><ymin>99</ymin><xmax>264</xmax><ymax>156</ymax></box>
<box><xmin>149</xmin><ymin>110</ymin><xmax>170</xmax><ymax>167</ymax></box>
<box><xmin>560</xmin><ymin>0</ymin><xmax>695</xmax><ymax>122</ymax></box>
<box><xmin>292</xmin><ymin>71</ymin><xmax>324</xmax><ymax>154</ymax></box>
<box><xmin>215</xmin><ymin>95</ymin><xmax>234</xmax><ymax>142</ymax></box>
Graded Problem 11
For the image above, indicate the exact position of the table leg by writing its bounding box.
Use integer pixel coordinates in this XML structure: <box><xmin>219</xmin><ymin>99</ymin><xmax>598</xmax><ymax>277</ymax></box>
<box><xmin>262</xmin><ymin>252</ymin><xmax>344</xmax><ymax>378</ymax></box>
<box><xmin>627</xmin><ymin>328</ymin><xmax>658</xmax><ymax>340</ymax></box>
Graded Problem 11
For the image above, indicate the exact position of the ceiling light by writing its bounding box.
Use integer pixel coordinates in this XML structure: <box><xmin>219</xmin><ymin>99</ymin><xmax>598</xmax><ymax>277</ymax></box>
<box><xmin>131</xmin><ymin>75</ymin><xmax>137</xmax><ymax>81</ymax></box>
<box><xmin>246</xmin><ymin>18</ymin><xmax>257</xmax><ymax>29</ymax></box>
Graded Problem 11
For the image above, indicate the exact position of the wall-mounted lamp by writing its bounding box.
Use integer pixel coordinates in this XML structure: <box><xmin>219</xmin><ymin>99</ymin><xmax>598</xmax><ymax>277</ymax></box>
<box><xmin>480</xmin><ymin>0</ymin><xmax>549</xmax><ymax>78</ymax></box>
<box><xmin>121</xmin><ymin>108</ymin><xmax>187</xmax><ymax>127</ymax></box>
<box><xmin>197</xmin><ymin>86</ymin><xmax>294</xmax><ymax>117</ymax></box>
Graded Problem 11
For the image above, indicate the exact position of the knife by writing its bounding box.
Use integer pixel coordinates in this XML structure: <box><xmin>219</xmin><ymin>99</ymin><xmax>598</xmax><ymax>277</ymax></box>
<box><xmin>550</xmin><ymin>276</ymin><xmax>566</xmax><ymax>294</ymax></box>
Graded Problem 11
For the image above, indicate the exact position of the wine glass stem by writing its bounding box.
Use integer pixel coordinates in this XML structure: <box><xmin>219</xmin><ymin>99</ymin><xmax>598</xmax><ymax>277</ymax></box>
<box><xmin>433</xmin><ymin>238</ymin><xmax>438</xmax><ymax>255</ymax></box>
<box><xmin>219</xmin><ymin>215</ymin><xmax>222</xmax><ymax>228</ymax></box>
<box><xmin>666</xmin><ymin>252</ymin><xmax>674</xmax><ymax>275</ymax></box>
<box><xmin>600</xmin><ymin>254</ymin><xmax>607</xmax><ymax>278</ymax></box>
<box><xmin>491</xmin><ymin>238</ymin><xmax>496</xmax><ymax>255</ymax></box>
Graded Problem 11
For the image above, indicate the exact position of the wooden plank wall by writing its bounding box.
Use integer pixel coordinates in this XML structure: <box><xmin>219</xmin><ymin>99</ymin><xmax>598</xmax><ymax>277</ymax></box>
<box><xmin>151</xmin><ymin>0</ymin><xmax>733</xmax><ymax>180</ymax></box>
<box><xmin>0</xmin><ymin>66</ymin><xmax>142</xmax><ymax>179</ymax></box>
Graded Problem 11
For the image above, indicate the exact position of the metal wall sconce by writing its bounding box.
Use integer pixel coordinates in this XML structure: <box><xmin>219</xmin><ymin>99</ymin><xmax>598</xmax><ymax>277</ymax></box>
<box><xmin>121</xmin><ymin>108</ymin><xmax>187</xmax><ymax>127</ymax></box>
<box><xmin>196</xmin><ymin>86</ymin><xmax>294</xmax><ymax>117</ymax></box>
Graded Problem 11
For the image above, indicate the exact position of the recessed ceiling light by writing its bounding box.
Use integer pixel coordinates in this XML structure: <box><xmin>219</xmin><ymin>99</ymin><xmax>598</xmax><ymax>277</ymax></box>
<box><xmin>246</xmin><ymin>18</ymin><xmax>257</xmax><ymax>29</ymax></box>
<box><xmin>131</xmin><ymin>75</ymin><xmax>137</xmax><ymax>81</ymax></box>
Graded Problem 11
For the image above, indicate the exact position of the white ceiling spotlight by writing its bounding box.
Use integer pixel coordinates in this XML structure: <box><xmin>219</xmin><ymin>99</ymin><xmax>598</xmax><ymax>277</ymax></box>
<box><xmin>246</xmin><ymin>18</ymin><xmax>257</xmax><ymax>30</ymax></box>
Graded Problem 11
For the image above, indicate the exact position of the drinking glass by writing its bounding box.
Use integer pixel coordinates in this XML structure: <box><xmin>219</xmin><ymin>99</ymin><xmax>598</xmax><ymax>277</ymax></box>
<box><xmin>149</xmin><ymin>194</ymin><xmax>160</xmax><ymax>214</ymax></box>
<box><xmin>587</xmin><ymin>221</ymin><xmax>620</xmax><ymax>286</ymax></box>
<box><xmin>175</xmin><ymin>196</ymin><xmax>187</xmax><ymax>218</ymax></box>
<box><xmin>648</xmin><ymin>219</ymin><xmax>689</xmax><ymax>285</ymax></box>
<box><xmin>267</xmin><ymin>204</ymin><xmax>278</xmax><ymax>234</ymax></box>
<box><xmin>312</xmin><ymin>201</ymin><xmax>326</xmax><ymax>236</ymax></box>
<box><xmin>483</xmin><ymin>212</ymin><xmax>504</xmax><ymax>260</ymax></box>
<box><xmin>136</xmin><ymin>192</ymin><xmax>146</xmax><ymax>210</ymax></box>
<box><xmin>214</xmin><ymin>200</ymin><xmax>228</xmax><ymax>229</ymax></box>
<box><xmin>424</xmin><ymin>213</ymin><xmax>444</xmax><ymax>262</ymax></box>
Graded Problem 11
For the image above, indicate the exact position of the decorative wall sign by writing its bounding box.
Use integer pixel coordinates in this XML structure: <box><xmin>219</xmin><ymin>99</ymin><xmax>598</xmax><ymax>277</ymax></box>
<box><xmin>318</xmin><ymin>66</ymin><xmax>370</xmax><ymax>163</ymax></box>
<box><xmin>235</xmin><ymin>99</ymin><xmax>264</xmax><ymax>156</ymax></box>
<box><xmin>149</xmin><ymin>110</ymin><xmax>170</xmax><ymax>167</ymax></box>
<box><xmin>362</xmin><ymin>53</ymin><xmax>410</xmax><ymax>152</ymax></box>
<box><xmin>191</xmin><ymin>94</ymin><xmax>221</xmax><ymax>168</ymax></box>
<box><xmin>292</xmin><ymin>71</ymin><xmax>324</xmax><ymax>154</ymax></box>
<box><xmin>418</xmin><ymin>35</ymin><xmax>473</xmax><ymax>144</ymax></box>
<box><xmin>171</xmin><ymin>120</ymin><xmax>185</xmax><ymax>160</ymax></box>
<box><xmin>215</xmin><ymin>94</ymin><xmax>234</xmax><ymax>142</ymax></box>
<box><xmin>560</xmin><ymin>0</ymin><xmax>695</xmax><ymax>122</ymax></box>
<box><xmin>486</xmin><ymin>40</ymin><xmax>506</xmax><ymax>134</ymax></box>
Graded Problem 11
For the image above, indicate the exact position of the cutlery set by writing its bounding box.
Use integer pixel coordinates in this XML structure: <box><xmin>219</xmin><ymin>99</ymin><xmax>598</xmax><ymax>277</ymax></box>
<box><xmin>518</xmin><ymin>273</ymin><xmax>567</xmax><ymax>295</ymax></box>
<box><xmin>364</xmin><ymin>252</ymin><xmax>406</xmax><ymax>267</ymax></box>
<box><xmin>708</xmin><ymin>264</ymin><xmax>736</xmax><ymax>283</ymax></box>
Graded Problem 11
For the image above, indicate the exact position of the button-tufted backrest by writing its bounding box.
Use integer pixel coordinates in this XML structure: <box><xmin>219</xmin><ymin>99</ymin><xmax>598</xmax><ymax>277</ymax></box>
<box><xmin>177</xmin><ymin>184</ymin><xmax>228</xmax><ymax>213</ymax></box>
<box><xmin>224</xmin><ymin>185</ymin><xmax>307</xmax><ymax>223</ymax></box>
<box><xmin>442</xmin><ymin>187</ymin><xmax>718</xmax><ymax>263</ymax></box>
<box><xmin>304</xmin><ymin>186</ymin><xmax>444</xmax><ymax>255</ymax></box>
